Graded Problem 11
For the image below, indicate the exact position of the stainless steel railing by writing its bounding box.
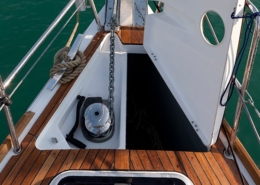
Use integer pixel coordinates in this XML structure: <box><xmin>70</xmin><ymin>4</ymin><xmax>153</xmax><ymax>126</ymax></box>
<box><xmin>228</xmin><ymin>0</ymin><xmax>260</xmax><ymax>152</ymax></box>
<box><xmin>0</xmin><ymin>0</ymin><xmax>102</xmax><ymax>153</ymax></box>
<box><xmin>3</xmin><ymin>0</ymin><xmax>77</xmax><ymax>89</ymax></box>
<box><xmin>0</xmin><ymin>0</ymin><xmax>79</xmax><ymax>154</ymax></box>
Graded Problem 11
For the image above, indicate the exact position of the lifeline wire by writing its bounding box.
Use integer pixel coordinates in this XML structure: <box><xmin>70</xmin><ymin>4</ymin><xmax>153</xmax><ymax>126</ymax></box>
<box><xmin>0</xmin><ymin>0</ymin><xmax>85</xmax><ymax>111</ymax></box>
<box><xmin>220</xmin><ymin>11</ymin><xmax>260</xmax><ymax>106</ymax></box>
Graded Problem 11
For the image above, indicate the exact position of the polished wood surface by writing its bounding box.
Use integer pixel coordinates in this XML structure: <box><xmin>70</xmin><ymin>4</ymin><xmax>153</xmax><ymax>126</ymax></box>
<box><xmin>117</xmin><ymin>26</ymin><xmax>144</xmax><ymax>45</ymax></box>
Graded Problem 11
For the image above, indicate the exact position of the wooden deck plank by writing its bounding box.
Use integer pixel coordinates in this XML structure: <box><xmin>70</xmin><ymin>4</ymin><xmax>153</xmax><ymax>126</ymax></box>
<box><xmin>204</xmin><ymin>150</ymin><xmax>231</xmax><ymax>185</ymax></box>
<box><xmin>12</xmin><ymin>148</ymin><xmax>42</xmax><ymax>185</ymax></box>
<box><xmin>117</xmin><ymin>26</ymin><xmax>144</xmax><ymax>45</ymax></box>
<box><xmin>194</xmin><ymin>152</ymin><xmax>221</xmax><ymax>185</ymax></box>
<box><xmin>100</xmin><ymin>149</ymin><xmax>115</xmax><ymax>170</ymax></box>
<box><xmin>15</xmin><ymin>111</ymin><xmax>35</xmax><ymax>135</ymax></box>
<box><xmin>111</xmin><ymin>161</ymin><xmax>115</xmax><ymax>170</ymax></box>
<box><xmin>58</xmin><ymin>150</ymin><xmax>79</xmax><ymax>173</ymax></box>
<box><xmin>121</xmin><ymin>26</ymin><xmax>131</xmax><ymax>44</ymax></box>
<box><xmin>0</xmin><ymin>138</ymin><xmax>12</xmax><ymax>164</ymax></box>
<box><xmin>185</xmin><ymin>152</ymin><xmax>211</xmax><ymax>185</ymax></box>
<box><xmin>215</xmin><ymin>139</ymin><xmax>245</xmax><ymax>184</ymax></box>
<box><xmin>70</xmin><ymin>149</ymin><xmax>89</xmax><ymax>169</ymax></box>
<box><xmin>90</xmin><ymin>149</ymin><xmax>109</xmax><ymax>170</ymax></box>
<box><xmin>115</xmin><ymin>150</ymin><xmax>130</xmax><ymax>170</ymax></box>
<box><xmin>136</xmin><ymin>150</ymin><xmax>154</xmax><ymax>170</ymax></box>
<box><xmin>210</xmin><ymin>144</ymin><xmax>241</xmax><ymax>184</ymax></box>
<box><xmin>131</xmin><ymin>27</ymin><xmax>143</xmax><ymax>44</ymax></box>
<box><xmin>21</xmin><ymin>150</ymin><xmax>53</xmax><ymax>185</ymax></box>
<box><xmin>80</xmin><ymin>149</ymin><xmax>99</xmax><ymax>169</ymax></box>
<box><xmin>177</xmin><ymin>151</ymin><xmax>201</xmax><ymax>185</ymax></box>
<box><xmin>0</xmin><ymin>134</ymin><xmax>33</xmax><ymax>184</ymax></box>
<box><xmin>130</xmin><ymin>150</ymin><xmax>144</xmax><ymax>170</ymax></box>
<box><xmin>30</xmin><ymin>150</ymin><xmax>60</xmax><ymax>185</ymax></box>
<box><xmin>136</xmin><ymin>27</ymin><xmax>144</xmax><ymax>37</ymax></box>
<box><xmin>130</xmin><ymin>27</ymin><xmax>140</xmax><ymax>44</ymax></box>
<box><xmin>40</xmin><ymin>150</ymin><xmax>70</xmax><ymax>185</ymax></box>
<box><xmin>2</xmin><ymin>136</ymin><xmax>36</xmax><ymax>185</ymax></box>
<box><xmin>130</xmin><ymin>159</ymin><xmax>135</xmax><ymax>170</ymax></box>
<box><xmin>0</xmin><ymin>111</ymin><xmax>35</xmax><ymax>163</ymax></box>
<box><xmin>166</xmin><ymin>151</ymin><xmax>186</xmax><ymax>174</ymax></box>
<box><xmin>146</xmin><ymin>150</ymin><xmax>164</xmax><ymax>170</ymax></box>
<box><xmin>131</xmin><ymin>33</ymin><xmax>139</xmax><ymax>44</ymax></box>
<box><xmin>222</xmin><ymin>121</ymin><xmax>260</xmax><ymax>184</ymax></box>
<box><xmin>156</xmin><ymin>151</ymin><xmax>174</xmax><ymax>171</ymax></box>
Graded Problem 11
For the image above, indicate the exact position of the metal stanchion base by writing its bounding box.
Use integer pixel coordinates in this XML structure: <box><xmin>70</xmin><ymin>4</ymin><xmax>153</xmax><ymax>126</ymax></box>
<box><xmin>224</xmin><ymin>149</ymin><xmax>234</xmax><ymax>160</ymax></box>
<box><xmin>13</xmin><ymin>146</ymin><xmax>22</xmax><ymax>155</ymax></box>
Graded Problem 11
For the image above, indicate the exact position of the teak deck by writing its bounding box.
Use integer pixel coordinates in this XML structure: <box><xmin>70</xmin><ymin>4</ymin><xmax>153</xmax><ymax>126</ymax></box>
<box><xmin>0</xmin><ymin>29</ymin><xmax>250</xmax><ymax>185</ymax></box>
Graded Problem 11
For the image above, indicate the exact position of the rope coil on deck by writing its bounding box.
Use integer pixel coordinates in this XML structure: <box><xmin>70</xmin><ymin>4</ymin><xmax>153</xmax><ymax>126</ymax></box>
<box><xmin>50</xmin><ymin>46</ymin><xmax>86</xmax><ymax>84</ymax></box>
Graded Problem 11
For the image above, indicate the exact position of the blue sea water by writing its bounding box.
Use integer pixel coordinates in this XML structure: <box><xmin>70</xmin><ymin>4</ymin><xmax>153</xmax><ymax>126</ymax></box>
<box><xmin>0</xmin><ymin>0</ymin><xmax>259</xmax><ymax>168</ymax></box>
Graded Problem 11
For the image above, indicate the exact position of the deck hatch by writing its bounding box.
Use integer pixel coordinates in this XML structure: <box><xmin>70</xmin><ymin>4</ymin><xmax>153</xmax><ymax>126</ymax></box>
<box><xmin>50</xmin><ymin>171</ymin><xmax>193</xmax><ymax>185</ymax></box>
<box><xmin>143</xmin><ymin>0</ymin><xmax>245</xmax><ymax>146</ymax></box>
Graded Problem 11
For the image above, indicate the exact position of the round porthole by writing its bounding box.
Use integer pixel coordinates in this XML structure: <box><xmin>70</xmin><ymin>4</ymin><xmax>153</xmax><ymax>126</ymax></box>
<box><xmin>201</xmin><ymin>11</ymin><xmax>225</xmax><ymax>45</ymax></box>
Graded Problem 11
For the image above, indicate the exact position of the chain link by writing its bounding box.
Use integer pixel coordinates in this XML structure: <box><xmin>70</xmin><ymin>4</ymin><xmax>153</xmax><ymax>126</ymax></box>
<box><xmin>108</xmin><ymin>15</ymin><xmax>116</xmax><ymax>125</ymax></box>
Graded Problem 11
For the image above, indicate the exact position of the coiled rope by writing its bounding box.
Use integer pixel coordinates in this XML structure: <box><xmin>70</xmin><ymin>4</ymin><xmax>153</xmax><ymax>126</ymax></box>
<box><xmin>49</xmin><ymin>9</ymin><xmax>85</xmax><ymax>84</ymax></box>
<box><xmin>50</xmin><ymin>46</ymin><xmax>86</xmax><ymax>84</ymax></box>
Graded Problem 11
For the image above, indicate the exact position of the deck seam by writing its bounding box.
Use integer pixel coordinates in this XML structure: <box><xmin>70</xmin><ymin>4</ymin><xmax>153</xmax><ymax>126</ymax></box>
<box><xmin>137</xmin><ymin>150</ymin><xmax>154</xmax><ymax>170</ymax></box>
<box><xmin>40</xmin><ymin>150</ymin><xmax>70</xmax><ymax>185</ymax></box>
<box><xmin>90</xmin><ymin>149</ymin><xmax>109</xmax><ymax>170</ymax></box>
<box><xmin>174</xmin><ymin>151</ymin><xmax>188</xmax><ymax>175</ymax></box>
<box><xmin>12</xmin><ymin>147</ymin><xmax>42</xmax><ymax>185</ymax></box>
<box><xmin>155</xmin><ymin>150</ymin><xmax>174</xmax><ymax>171</ymax></box>
<box><xmin>176</xmin><ymin>151</ymin><xmax>201</xmax><ymax>185</ymax></box>
<box><xmin>21</xmin><ymin>150</ymin><xmax>52</xmax><ymax>184</ymax></box>
<box><xmin>31</xmin><ymin>150</ymin><xmax>61</xmax><ymax>185</ymax></box>
<box><xmin>214</xmin><ymin>139</ymin><xmax>244</xmax><ymax>184</ymax></box>
<box><xmin>210</xmin><ymin>145</ymin><xmax>234</xmax><ymax>184</ymax></box>
<box><xmin>2</xmin><ymin>136</ymin><xmax>36</xmax><ymax>185</ymax></box>
<box><xmin>71</xmin><ymin>149</ymin><xmax>90</xmax><ymax>169</ymax></box>
<box><xmin>130</xmin><ymin>150</ymin><xmax>144</xmax><ymax>170</ymax></box>
<box><xmin>80</xmin><ymin>149</ymin><xmax>99</xmax><ymax>169</ymax></box>
<box><xmin>186</xmin><ymin>152</ymin><xmax>211</xmax><ymax>185</ymax></box>
<box><xmin>203</xmin><ymin>150</ymin><xmax>231</xmax><ymax>184</ymax></box>
<box><xmin>100</xmin><ymin>149</ymin><xmax>115</xmax><ymax>170</ymax></box>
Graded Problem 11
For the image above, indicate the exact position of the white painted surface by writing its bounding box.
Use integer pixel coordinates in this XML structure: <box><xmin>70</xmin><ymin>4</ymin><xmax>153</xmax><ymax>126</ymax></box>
<box><xmin>36</xmin><ymin>34</ymin><xmax>127</xmax><ymax>150</ymax></box>
<box><xmin>144</xmin><ymin>0</ymin><xmax>245</xmax><ymax>146</ymax></box>
<box><xmin>50</xmin><ymin>171</ymin><xmax>194</xmax><ymax>185</ymax></box>
<box><xmin>119</xmin><ymin>1</ymin><xmax>153</xmax><ymax>26</ymax></box>
<box><xmin>120</xmin><ymin>0</ymin><xmax>133</xmax><ymax>25</ymax></box>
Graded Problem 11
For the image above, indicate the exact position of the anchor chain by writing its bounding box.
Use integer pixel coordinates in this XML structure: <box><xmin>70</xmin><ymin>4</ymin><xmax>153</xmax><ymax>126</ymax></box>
<box><xmin>108</xmin><ymin>15</ymin><xmax>117</xmax><ymax>125</ymax></box>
